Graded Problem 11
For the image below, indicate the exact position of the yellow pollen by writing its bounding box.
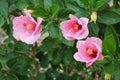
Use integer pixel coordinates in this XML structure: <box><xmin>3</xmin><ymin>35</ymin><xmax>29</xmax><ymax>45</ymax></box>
<box><xmin>87</xmin><ymin>49</ymin><xmax>93</xmax><ymax>55</ymax></box>
<box><xmin>73</xmin><ymin>24</ymin><xmax>79</xmax><ymax>30</ymax></box>
<box><xmin>26</xmin><ymin>24</ymin><xmax>33</xmax><ymax>30</ymax></box>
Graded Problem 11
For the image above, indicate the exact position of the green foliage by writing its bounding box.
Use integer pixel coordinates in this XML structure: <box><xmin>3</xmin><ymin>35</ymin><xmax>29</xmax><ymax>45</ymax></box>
<box><xmin>95</xmin><ymin>0</ymin><xmax>110</xmax><ymax>10</ymax></box>
<box><xmin>102</xmin><ymin>34</ymin><xmax>116</xmax><ymax>55</ymax></box>
<box><xmin>88</xmin><ymin>22</ymin><xmax>99</xmax><ymax>37</ymax></box>
<box><xmin>0</xmin><ymin>0</ymin><xmax>120</xmax><ymax>80</ymax></box>
<box><xmin>98</xmin><ymin>10</ymin><xmax>120</xmax><ymax>24</ymax></box>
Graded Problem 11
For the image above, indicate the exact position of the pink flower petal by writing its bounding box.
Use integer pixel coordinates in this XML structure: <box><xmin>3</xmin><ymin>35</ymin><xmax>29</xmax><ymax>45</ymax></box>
<box><xmin>73</xmin><ymin>37</ymin><xmax>104</xmax><ymax>67</ymax></box>
<box><xmin>60</xmin><ymin>14</ymin><xmax>89</xmax><ymax>40</ymax></box>
<box><xmin>12</xmin><ymin>9</ymin><xmax>43</xmax><ymax>44</ymax></box>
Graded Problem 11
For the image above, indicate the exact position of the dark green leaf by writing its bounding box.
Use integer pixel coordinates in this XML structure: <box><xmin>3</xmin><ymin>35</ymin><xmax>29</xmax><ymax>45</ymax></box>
<box><xmin>40</xmin><ymin>54</ymin><xmax>49</xmax><ymax>68</ymax></box>
<box><xmin>52</xmin><ymin>48</ymin><xmax>65</xmax><ymax>65</ymax></box>
<box><xmin>63</xmin><ymin>47</ymin><xmax>74</xmax><ymax>65</ymax></box>
<box><xmin>39</xmin><ymin>37</ymin><xmax>61</xmax><ymax>51</ymax></box>
<box><xmin>7</xmin><ymin>56</ymin><xmax>33</xmax><ymax>75</ymax></box>
<box><xmin>48</xmin><ymin>23</ymin><xmax>59</xmax><ymax>38</ymax></box>
<box><xmin>57</xmin><ymin>74</ymin><xmax>70</xmax><ymax>80</ymax></box>
<box><xmin>58</xmin><ymin>8</ymin><xmax>75</xmax><ymax>18</ymax></box>
<box><xmin>33</xmin><ymin>8</ymin><xmax>48</xmax><ymax>19</ymax></box>
<box><xmin>36</xmin><ymin>73</ymin><xmax>46</xmax><ymax>80</ymax></box>
<box><xmin>95</xmin><ymin>0</ymin><xmax>110</xmax><ymax>10</ymax></box>
<box><xmin>67</xmin><ymin>2</ymin><xmax>88</xmax><ymax>17</ymax></box>
<box><xmin>98</xmin><ymin>10</ymin><xmax>120</xmax><ymax>24</ymax></box>
<box><xmin>3</xmin><ymin>73</ymin><xmax>19</xmax><ymax>80</ymax></box>
<box><xmin>88</xmin><ymin>22</ymin><xmax>99</xmax><ymax>37</ymax></box>
<box><xmin>50</xmin><ymin>4</ymin><xmax>59</xmax><ymax>18</ymax></box>
<box><xmin>76</xmin><ymin>0</ymin><xmax>89</xmax><ymax>9</ymax></box>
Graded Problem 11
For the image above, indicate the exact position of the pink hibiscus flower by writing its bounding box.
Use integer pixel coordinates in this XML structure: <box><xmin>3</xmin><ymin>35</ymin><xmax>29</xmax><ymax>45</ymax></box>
<box><xmin>73</xmin><ymin>37</ymin><xmax>104</xmax><ymax>67</ymax></box>
<box><xmin>13</xmin><ymin>9</ymin><xmax>43</xmax><ymax>44</ymax></box>
<box><xmin>60</xmin><ymin>14</ymin><xmax>89</xmax><ymax>40</ymax></box>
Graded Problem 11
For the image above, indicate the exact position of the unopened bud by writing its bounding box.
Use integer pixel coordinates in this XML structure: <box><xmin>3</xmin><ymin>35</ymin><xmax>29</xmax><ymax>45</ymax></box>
<box><xmin>90</xmin><ymin>11</ymin><xmax>97</xmax><ymax>23</ymax></box>
<box><xmin>104</xmin><ymin>73</ymin><xmax>111</xmax><ymax>80</ymax></box>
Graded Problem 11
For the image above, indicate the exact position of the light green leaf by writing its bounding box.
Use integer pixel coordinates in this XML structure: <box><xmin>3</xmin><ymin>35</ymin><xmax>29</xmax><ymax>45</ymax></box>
<box><xmin>0</xmin><ymin>15</ymin><xmax>5</xmax><ymax>27</ymax></box>
<box><xmin>0</xmin><ymin>1</ymin><xmax>8</xmax><ymax>18</ymax></box>
<box><xmin>44</xmin><ymin>0</ymin><xmax>52</xmax><ymax>8</ymax></box>
<box><xmin>15</xmin><ymin>0</ymin><xmax>27</xmax><ymax>10</ymax></box>
<box><xmin>102</xmin><ymin>34</ymin><xmax>116</xmax><ymax>55</ymax></box>
<box><xmin>115</xmin><ymin>68</ymin><xmax>120</xmax><ymax>80</ymax></box>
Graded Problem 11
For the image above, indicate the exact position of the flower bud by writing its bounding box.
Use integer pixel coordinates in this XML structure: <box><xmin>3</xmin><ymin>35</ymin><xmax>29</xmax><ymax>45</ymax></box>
<box><xmin>104</xmin><ymin>73</ymin><xmax>111</xmax><ymax>80</ymax></box>
<box><xmin>90</xmin><ymin>11</ymin><xmax>97</xmax><ymax>23</ymax></box>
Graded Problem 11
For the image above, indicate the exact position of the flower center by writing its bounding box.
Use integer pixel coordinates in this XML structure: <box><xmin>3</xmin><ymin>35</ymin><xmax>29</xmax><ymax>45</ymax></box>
<box><xmin>73</xmin><ymin>23</ymin><xmax>82</xmax><ymax>30</ymax></box>
<box><xmin>87</xmin><ymin>48</ymin><xmax>97</xmax><ymax>58</ymax></box>
<box><xmin>87</xmin><ymin>48</ymin><xmax>93</xmax><ymax>55</ymax></box>
<box><xmin>26</xmin><ymin>24</ymin><xmax>33</xmax><ymax>30</ymax></box>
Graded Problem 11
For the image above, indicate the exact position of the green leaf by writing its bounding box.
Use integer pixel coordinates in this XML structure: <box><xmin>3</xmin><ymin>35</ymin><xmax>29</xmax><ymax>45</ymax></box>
<box><xmin>3</xmin><ymin>73</ymin><xmax>19</xmax><ymax>80</ymax></box>
<box><xmin>76</xmin><ymin>0</ymin><xmax>89</xmax><ymax>9</ymax></box>
<box><xmin>63</xmin><ymin>47</ymin><xmax>73</xmax><ymax>65</ymax></box>
<box><xmin>88</xmin><ymin>22</ymin><xmax>99</xmax><ymax>37</ymax></box>
<box><xmin>0</xmin><ymin>55</ymin><xmax>7</xmax><ymax>67</ymax></box>
<box><xmin>39</xmin><ymin>37</ymin><xmax>61</xmax><ymax>51</ymax></box>
<box><xmin>50</xmin><ymin>4</ymin><xmax>59</xmax><ymax>18</ymax></box>
<box><xmin>33</xmin><ymin>8</ymin><xmax>48</xmax><ymax>19</ymax></box>
<box><xmin>15</xmin><ymin>0</ymin><xmax>27</xmax><ymax>10</ymax></box>
<box><xmin>52</xmin><ymin>48</ymin><xmax>65</xmax><ymax>65</ymax></box>
<box><xmin>98</xmin><ymin>10</ymin><xmax>120</xmax><ymax>24</ymax></box>
<box><xmin>104</xmin><ymin>63</ymin><xmax>119</xmax><ymax>75</ymax></box>
<box><xmin>58</xmin><ymin>8</ymin><xmax>75</xmax><ymax>18</ymax></box>
<box><xmin>95</xmin><ymin>0</ymin><xmax>110</xmax><ymax>10</ymax></box>
<box><xmin>104</xmin><ymin>26</ymin><xmax>119</xmax><ymax>53</ymax></box>
<box><xmin>44</xmin><ymin>0</ymin><xmax>52</xmax><ymax>8</ymax></box>
<box><xmin>102</xmin><ymin>34</ymin><xmax>116</xmax><ymax>55</ymax></box>
<box><xmin>0</xmin><ymin>1</ymin><xmax>8</xmax><ymax>18</ymax></box>
<box><xmin>36</xmin><ymin>73</ymin><xmax>46</xmax><ymax>80</ymax></box>
<box><xmin>48</xmin><ymin>23</ymin><xmax>59</xmax><ymax>38</ymax></box>
<box><xmin>95</xmin><ymin>57</ymin><xmax>109</xmax><ymax>66</ymax></box>
<box><xmin>0</xmin><ymin>15</ymin><xmax>5</xmax><ymax>27</ymax></box>
<box><xmin>40</xmin><ymin>54</ymin><xmax>49</xmax><ymax>68</ymax></box>
<box><xmin>14</xmin><ymin>42</ymin><xmax>30</xmax><ymax>53</ymax></box>
<box><xmin>67</xmin><ymin>2</ymin><xmax>88</xmax><ymax>17</ymax></box>
<box><xmin>57</xmin><ymin>74</ymin><xmax>70</xmax><ymax>80</ymax></box>
<box><xmin>46</xmin><ymin>69</ymin><xmax>58</xmax><ymax>79</ymax></box>
<box><xmin>115</xmin><ymin>68</ymin><xmax>120</xmax><ymax>80</ymax></box>
<box><xmin>7</xmin><ymin>56</ymin><xmax>33</xmax><ymax>75</ymax></box>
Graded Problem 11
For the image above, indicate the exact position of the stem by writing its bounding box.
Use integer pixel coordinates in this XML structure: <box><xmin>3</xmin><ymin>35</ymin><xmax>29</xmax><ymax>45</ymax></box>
<box><xmin>31</xmin><ymin>42</ymin><xmax>41</xmax><ymax>80</ymax></box>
